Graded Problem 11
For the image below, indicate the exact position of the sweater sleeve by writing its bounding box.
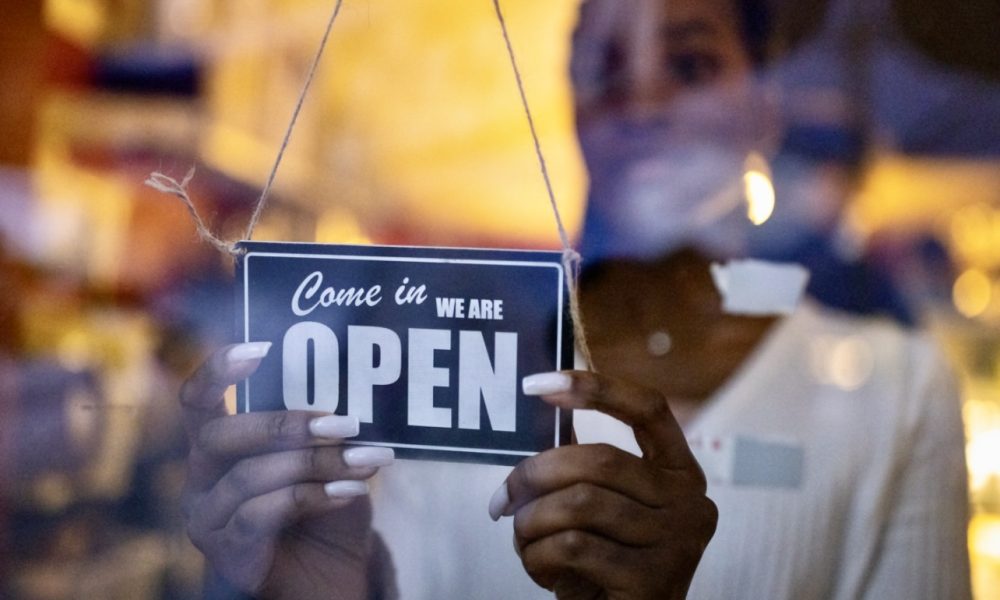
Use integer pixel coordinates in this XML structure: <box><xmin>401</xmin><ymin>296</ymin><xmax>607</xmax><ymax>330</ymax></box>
<box><xmin>860</xmin><ymin>341</ymin><xmax>971</xmax><ymax>599</ymax></box>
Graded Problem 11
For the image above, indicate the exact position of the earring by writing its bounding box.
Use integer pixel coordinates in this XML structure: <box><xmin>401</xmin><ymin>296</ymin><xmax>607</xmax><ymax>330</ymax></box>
<box><xmin>647</xmin><ymin>330</ymin><xmax>672</xmax><ymax>357</ymax></box>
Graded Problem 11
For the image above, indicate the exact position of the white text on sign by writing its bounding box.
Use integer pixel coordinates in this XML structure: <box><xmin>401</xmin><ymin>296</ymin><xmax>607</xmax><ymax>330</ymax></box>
<box><xmin>292</xmin><ymin>271</ymin><xmax>430</xmax><ymax>317</ymax></box>
<box><xmin>435</xmin><ymin>298</ymin><xmax>505</xmax><ymax>320</ymax></box>
<box><xmin>282</xmin><ymin>323</ymin><xmax>518</xmax><ymax>432</ymax></box>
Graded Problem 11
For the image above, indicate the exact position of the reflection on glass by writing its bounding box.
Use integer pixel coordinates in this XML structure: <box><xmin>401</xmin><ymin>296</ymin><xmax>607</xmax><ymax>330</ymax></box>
<box><xmin>2</xmin><ymin>0</ymin><xmax>1000</xmax><ymax>598</ymax></box>
<box><xmin>954</xmin><ymin>269</ymin><xmax>993</xmax><ymax>319</ymax></box>
<box><xmin>743</xmin><ymin>152</ymin><xmax>775</xmax><ymax>226</ymax></box>
<box><xmin>808</xmin><ymin>335</ymin><xmax>876</xmax><ymax>391</ymax></box>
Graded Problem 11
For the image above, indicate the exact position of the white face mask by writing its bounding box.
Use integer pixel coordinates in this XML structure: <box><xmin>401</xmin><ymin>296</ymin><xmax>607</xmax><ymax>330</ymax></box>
<box><xmin>602</xmin><ymin>140</ymin><xmax>750</xmax><ymax>259</ymax></box>
<box><xmin>577</xmin><ymin>80</ymin><xmax>775</xmax><ymax>259</ymax></box>
<box><xmin>577</xmin><ymin>90</ymin><xmax>850</xmax><ymax>265</ymax></box>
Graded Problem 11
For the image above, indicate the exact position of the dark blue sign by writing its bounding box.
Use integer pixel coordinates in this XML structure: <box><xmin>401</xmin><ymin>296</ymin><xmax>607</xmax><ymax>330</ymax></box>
<box><xmin>235</xmin><ymin>241</ymin><xmax>574</xmax><ymax>466</ymax></box>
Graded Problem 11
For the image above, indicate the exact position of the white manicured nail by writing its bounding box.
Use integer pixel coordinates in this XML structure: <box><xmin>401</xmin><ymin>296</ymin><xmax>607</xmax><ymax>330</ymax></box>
<box><xmin>522</xmin><ymin>372</ymin><xmax>572</xmax><ymax>396</ymax></box>
<box><xmin>310</xmin><ymin>415</ymin><xmax>360</xmax><ymax>439</ymax></box>
<box><xmin>325</xmin><ymin>480</ymin><xmax>369</xmax><ymax>498</ymax></box>
<box><xmin>225</xmin><ymin>342</ymin><xmax>272</xmax><ymax>364</ymax></box>
<box><xmin>488</xmin><ymin>481</ymin><xmax>511</xmax><ymax>522</ymax></box>
<box><xmin>343</xmin><ymin>447</ymin><xmax>395</xmax><ymax>468</ymax></box>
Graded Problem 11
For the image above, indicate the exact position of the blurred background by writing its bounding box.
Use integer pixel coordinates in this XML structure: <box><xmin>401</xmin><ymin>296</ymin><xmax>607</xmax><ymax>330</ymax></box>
<box><xmin>0</xmin><ymin>0</ymin><xmax>998</xmax><ymax>598</ymax></box>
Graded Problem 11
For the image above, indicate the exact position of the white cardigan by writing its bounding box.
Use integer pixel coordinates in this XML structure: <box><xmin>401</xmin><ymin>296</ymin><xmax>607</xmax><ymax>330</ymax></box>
<box><xmin>371</xmin><ymin>301</ymin><xmax>971</xmax><ymax>599</ymax></box>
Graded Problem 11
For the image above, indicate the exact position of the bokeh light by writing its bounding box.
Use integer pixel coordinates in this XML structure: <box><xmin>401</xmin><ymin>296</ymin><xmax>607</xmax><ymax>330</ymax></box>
<box><xmin>809</xmin><ymin>335</ymin><xmax>876</xmax><ymax>391</ymax></box>
<box><xmin>743</xmin><ymin>153</ymin><xmax>775</xmax><ymax>226</ymax></box>
<box><xmin>954</xmin><ymin>268</ymin><xmax>993</xmax><ymax>318</ymax></box>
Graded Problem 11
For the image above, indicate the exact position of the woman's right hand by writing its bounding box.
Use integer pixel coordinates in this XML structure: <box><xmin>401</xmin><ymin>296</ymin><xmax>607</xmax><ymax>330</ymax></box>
<box><xmin>179</xmin><ymin>342</ymin><xmax>394</xmax><ymax>599</ymax></box>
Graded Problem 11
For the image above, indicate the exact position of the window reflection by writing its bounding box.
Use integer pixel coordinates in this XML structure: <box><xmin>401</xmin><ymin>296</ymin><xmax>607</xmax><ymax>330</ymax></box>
<box><xmin>2</xmin><ymin>0</ymin><xmax>1000</xmax><ymax>598</ymax></box>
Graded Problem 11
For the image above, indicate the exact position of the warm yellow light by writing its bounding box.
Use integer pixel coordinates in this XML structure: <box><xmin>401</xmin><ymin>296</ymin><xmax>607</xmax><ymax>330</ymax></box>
<box><xmin>315</xmin><ymin>209</ymin><xmax>371</xmax><ymax>245</ymax></box>
<box><xmin>953</xmin><ymin>268</ymin><xmax>993</xmax><ymax>318</ymax></box>
<box><xmin>948</xmin><ymin>204</ymin><xmax>1000</xmax><ymax>268</ymax></box>
<box><xmin>45</xmin><ymin>0</ymin><xmax>107</xmax><ymax>47</ymax></box>
<box><xmin>968</xmin><ymin>429</ymin><xmax>1000</xmax><ymax>492</ymax></box>
<box><xmin>743</xmin><ymin>153</ymin><xmax>775</xmax><ymax>226</ymax></box>
<box><xmin>970</xmin><ymin>515</ymin><xmax>1000</xmax><ymax>561</ymax></box>
<box><xmin>199</xmin><ymin>0</ymin><xmax>587</xmax><ymax>245</ymax></box>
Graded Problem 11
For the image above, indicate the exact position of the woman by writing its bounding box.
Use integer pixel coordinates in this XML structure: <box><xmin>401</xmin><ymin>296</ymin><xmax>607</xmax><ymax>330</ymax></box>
<box><xmin>180</xmin><ymin>0</ymin><xmax>969</xmax><ymax>598</ymax></box>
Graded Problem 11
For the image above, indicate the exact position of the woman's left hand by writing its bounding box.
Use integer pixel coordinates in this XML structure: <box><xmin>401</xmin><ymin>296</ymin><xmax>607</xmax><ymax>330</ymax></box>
<box><xmin>490</xmin><ymin>371</ymin><xmax>717</xmax><ymax>600</ymax></box>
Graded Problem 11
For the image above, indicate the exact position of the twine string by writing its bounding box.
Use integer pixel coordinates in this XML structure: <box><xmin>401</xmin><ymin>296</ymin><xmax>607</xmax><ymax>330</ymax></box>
<box><xmin>244</xmin><ymin>0</ymin><xmax>346</xmax><ymax>242</ymax></box>
<box><xmin>145</xmin><ymin>0</ymin><xmax>595</xmax><ymax>371</ymax></box>
<box><xmin>144</xmin><ymin>0</ymin><xmax>346</xmax><ymax>255</ymax></box>
<box><xmin>491</xmin><ymin>0</ymin><xmax>595</xmax><ymax>371</ymax></box>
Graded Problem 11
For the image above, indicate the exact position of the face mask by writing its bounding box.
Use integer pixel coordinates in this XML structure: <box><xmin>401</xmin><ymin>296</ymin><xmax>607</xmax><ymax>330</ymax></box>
<box><xmin>581</xmin><ymin>136</ymin><xmax>750</xmax><ymax>261</ymax></box>
<box><xmin>578</xmin><ymin>100</ymin><xmax>850</xmax><ymax>265</ymax></box>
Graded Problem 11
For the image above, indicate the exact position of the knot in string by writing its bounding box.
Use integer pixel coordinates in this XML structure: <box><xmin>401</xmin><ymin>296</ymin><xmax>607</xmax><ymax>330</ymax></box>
<box><xmin>561</xmin><ymin>248</ymin><xmax>582</xmax><ymax>267</ymax></box>
<box><xmin>559</xmin><ymin>248</ymin><xmax>595</xmax><ymax>371</ymax></box>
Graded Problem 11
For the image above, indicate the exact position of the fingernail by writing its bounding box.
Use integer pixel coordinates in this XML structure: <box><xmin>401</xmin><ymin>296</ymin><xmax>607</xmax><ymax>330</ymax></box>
<box><xmin>343</xmin><ymin>446</ymin><xmax>395</xmax><ymax>468</ymax></box>
<box><xmin>488</xmin><ymin>481</ymin><xmax>511</xmax><ymax>522</ymax></box>
<box><xmin>226</xmin><ymin>342</ymin><xmax>272</xmax><ymax>364</ymax></box>
<box><xmin>522</xmin><ymin>372</ymin><xmax>572</xmax><ymax>396</ymax></box>
<box><xmin>325</xmin><ymin>480</ymin><xmax>369</xmax><ymax>498</ymax></box>
<box><xmin>310</xmin><ymin>415</ymin><xmax>360</xmax><ymax>439</ymax></box>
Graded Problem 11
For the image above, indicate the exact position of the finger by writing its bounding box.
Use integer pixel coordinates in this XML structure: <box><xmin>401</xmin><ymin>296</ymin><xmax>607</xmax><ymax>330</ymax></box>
<box><xmin>194</xmin><ymin>445</ymin><xmax>394</xmax><ymax>531</ymax></box>
<box><xmin>196</xmin><ymin>411</ymin><xmax>360</xmax><ymax>460</ymax></box>
<box><xmin>523</xmin><ymin>371</ymin><xmax>697</xmax><ymax>471</ymax></box>
<box><xmin>513</xmin><ymin>483</ymin><xmax>664</xmax><ymax>549</ymax></box>
<box><xmin>224</xmin><ymin>481</ymin><xmax>369</xmax><ymax>541</ymax></box>
<box><xmin>490</xmin><ymin>444</ymin><xmax>665</xmax><ymax>520</ymax></box>
<box><xmin>179</xmin><ymin>342</ymin><xmax>272</xmax><ymax>439</ymax></box>
<box><xmin>519</xmin><ymin>529</ymin><xmax>636</xmax><ymax>593</ymax></box>
<box><xmin>187</xmin><ymin>412</ymin><xmax>360</xmax><ymax>490</ymax></box>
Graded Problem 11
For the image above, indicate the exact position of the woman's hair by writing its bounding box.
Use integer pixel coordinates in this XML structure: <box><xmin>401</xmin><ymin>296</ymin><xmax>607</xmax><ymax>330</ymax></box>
<box><xmin>737</xmin><ymin>0</ymin><xmax>828</xmax><ymax>65</ymax></box>
<box><xmin>737</xmin><ymin>0</ymin><xmax>773</xmax><ymax>66</ymax></box>
<box><xmin>572</xmin><ymin>0</ymin><xmax>828</xmax><ymax>69</ymax></box>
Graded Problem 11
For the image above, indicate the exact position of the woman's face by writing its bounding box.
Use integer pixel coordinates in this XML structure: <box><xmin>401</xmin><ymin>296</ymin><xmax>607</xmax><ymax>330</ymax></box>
<box><xmin>572</xmin><ymin>0</ymin><xmax>780</xmax><ymax>263</ymax></box>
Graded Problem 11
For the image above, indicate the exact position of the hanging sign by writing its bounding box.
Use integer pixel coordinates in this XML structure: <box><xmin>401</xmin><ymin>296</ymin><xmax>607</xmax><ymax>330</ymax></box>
<box><xmin>235</xmin><ymin>241</ymin><xmax>574</xmax><ymax>466</ymax></box>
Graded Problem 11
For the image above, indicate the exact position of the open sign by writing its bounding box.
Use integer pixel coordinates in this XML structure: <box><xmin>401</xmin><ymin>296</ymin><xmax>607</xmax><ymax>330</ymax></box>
<box><xmin>236</xmin><ymin>242</ymin><xmax>574</xmax><ymax>465</ymax></box>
